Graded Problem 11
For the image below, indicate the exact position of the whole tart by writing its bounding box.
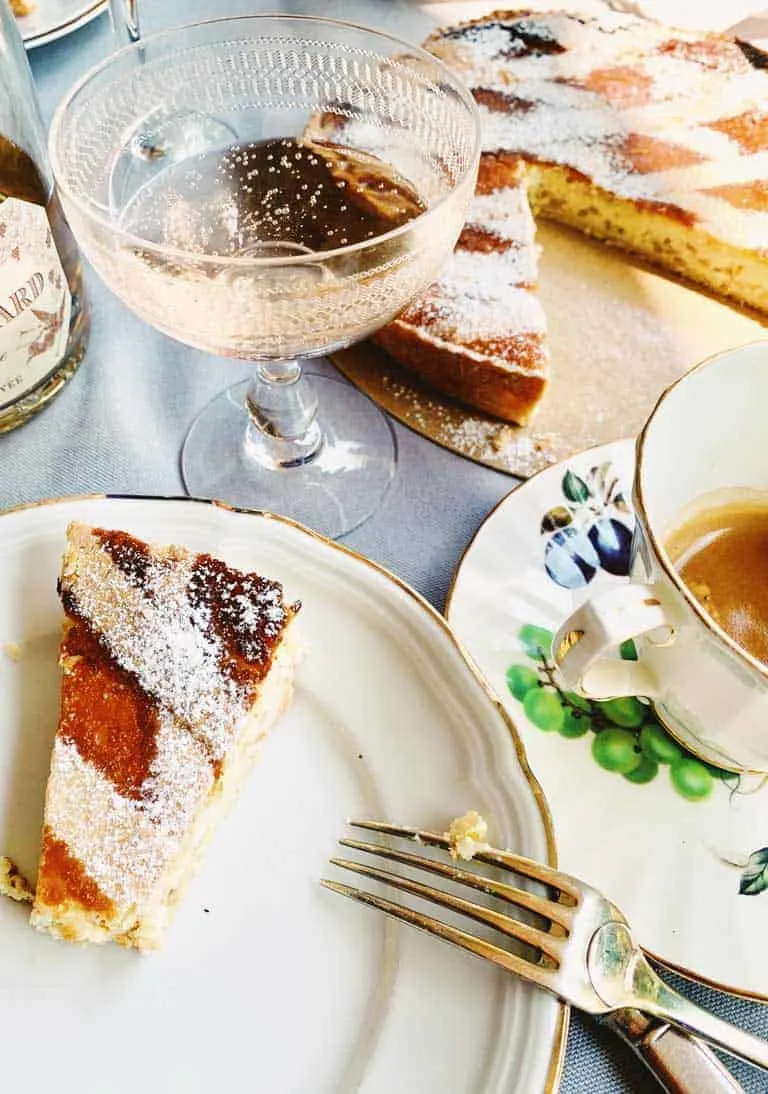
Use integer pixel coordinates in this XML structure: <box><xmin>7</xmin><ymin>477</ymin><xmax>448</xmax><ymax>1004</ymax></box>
<box><xmin>375</xmin><ymin>8</ymin><xmax>768</xmax><ymax>424</ymax></box>
<box><xmin>31</xmin><ymin>523</ymin><xmax>300</xmax><ymax>951</ymax></box>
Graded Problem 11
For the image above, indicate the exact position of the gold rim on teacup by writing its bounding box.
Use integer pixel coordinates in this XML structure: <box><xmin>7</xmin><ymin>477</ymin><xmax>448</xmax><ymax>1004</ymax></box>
<box><xmin>635</xmin><ymin>339</ymin><xmax>768</xmax><ymax>688</ymax></box>
<box><xmin>553</xmin><ymin>338</ymin><xmax>768</xmax><ymax>775</ymax></box>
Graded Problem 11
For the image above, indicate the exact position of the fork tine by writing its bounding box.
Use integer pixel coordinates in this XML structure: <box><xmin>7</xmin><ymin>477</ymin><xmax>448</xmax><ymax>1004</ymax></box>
<box><xmin>348</xmin><ymin>819</ymin><xmax>580</xmax><ymax>900</ymax></box>
<box><xmin>330</xmin><ymin>856</ymin><xmax>563</xmax><ymax>963</ymax></box>
<box><xmin>321</xmin><ymin>879</ymin><xmax>560</xmax><ymax>993</ymax></box>
<box><xmin>339</xmin><ymin>837</ymin><xmax>571</xmax><ymax>930</ymax></box>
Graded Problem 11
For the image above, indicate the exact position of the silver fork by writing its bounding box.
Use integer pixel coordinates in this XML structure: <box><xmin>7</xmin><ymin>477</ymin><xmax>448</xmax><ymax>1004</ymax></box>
<box><xmin>322</xmin><ymin>821</ymin><xmax>768</xmax><ymax>1086</ymax></box>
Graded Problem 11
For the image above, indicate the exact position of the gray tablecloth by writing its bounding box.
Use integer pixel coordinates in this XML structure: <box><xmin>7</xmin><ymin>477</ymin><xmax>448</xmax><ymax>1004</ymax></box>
<box><xmin>6</xmin><ymin>0</ymin><xmax>767</xmax><ymax>1089</ymax></box>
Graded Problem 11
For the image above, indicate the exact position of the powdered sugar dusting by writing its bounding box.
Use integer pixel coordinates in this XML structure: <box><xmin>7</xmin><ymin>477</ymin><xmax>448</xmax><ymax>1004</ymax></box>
<box><xmin>415</xmin><ymin>249</ymin><xmax>546</xmax><ymax>341</ymax></box>
<box><xmin>47</xmin><ymin>722</ymin><xmax>213</xmax><ymax>907</ymax></box>
<box><xmin>428</xmin><ymin>9</ymin><xmax>768</xmax><ymax>249</ymax></box>
<box><xmin>63</xmin><ymin>531</ymin><xmax>290</xmax><ymax>761</ymax></box>
<box><xmin>187</xmin><ymin>555</ymin><xmax>289</xmax><ymax>671</ymax></box>
<box><xmin>397</xmin><ymin>164</ymin><xmax>544</xmax><ymax>353</ymax></box>
<box><xmin>379</xmin><ymin>371</ymin><xmax>557</xmax><ymax>476</ymax></box>
<box><xmin>467</xmin><ymin>186</ymin><xmax>537</xmax><ymax>247</ymax></box>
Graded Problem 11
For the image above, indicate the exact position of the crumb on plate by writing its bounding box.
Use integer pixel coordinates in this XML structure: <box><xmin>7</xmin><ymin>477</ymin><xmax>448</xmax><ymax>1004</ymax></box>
<box><xmin>2</xmin><ymin>642</ymin><xmax>23</xmax><ymax>663</ymax></box>
<box><xmin>0</xmin><ymin>857</ymin><xmax>34</xmax><ymax>903</ymax></box>
<box><xmin>446</xmin><ymin>810</ymin><xmax>491</xmax><ymax>862</ymax></box>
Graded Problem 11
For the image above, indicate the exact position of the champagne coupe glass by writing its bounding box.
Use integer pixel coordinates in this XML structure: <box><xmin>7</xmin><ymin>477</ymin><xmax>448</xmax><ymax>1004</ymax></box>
<box><xmin>49</xmin><ymin>15</ymin><xmax>480</xmax><ymax>538</ymax></box>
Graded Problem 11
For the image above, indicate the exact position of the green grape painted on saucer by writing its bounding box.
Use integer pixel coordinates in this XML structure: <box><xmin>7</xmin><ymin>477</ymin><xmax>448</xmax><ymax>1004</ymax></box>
<box><xmin>640</xmin><ymin>722</ymin><xmax>682</xmax><ymax>765</ymax></box>
<box><xmin>592</xmin><ymin>728</ymin><xmax>642</xmax><ymax>775</ymax></box>
<box><xmin>624</xmin><ymin>756</ymin><xmax>659</xmax><ymax>784</ymax></box>
<box><xmin>506</xmin><ymin>664</ymin><xmax>539</xmax><ymax>701</ymax></box>
<box><xmin>670</xmin><ymin>758</ymin><xmax>714</xmax><ymax>801</ymax></box>
<box><xmin>600</xmin><ymin>697</ymin><xmax>646</xmax><ymax>728</ymax></box>
<box><xmin>508</xmin><ymin>621</ymin><xmax>733</xmax><ymax>804</ymax></box>
<box><xmin>559</xmin><ymin>706</ymin><xmax>591</xmax><ymax>738</ymax></box>
<box><xmin>523</xmin><ymin>688</ymin><xmax>564</xmax><ymax>732</ymax></box>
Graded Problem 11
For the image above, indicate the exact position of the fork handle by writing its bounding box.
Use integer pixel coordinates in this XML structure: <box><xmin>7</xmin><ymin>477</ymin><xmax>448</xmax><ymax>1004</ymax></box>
<box><xmin>637</xmin><ymin>979</ymin><xmax>768</xmax><ymax>1074</ymax></box>
<box><xmin>609</xmin><ymin>1010</ymin><xmax>745</xmax><ymax>1093</ymax></box>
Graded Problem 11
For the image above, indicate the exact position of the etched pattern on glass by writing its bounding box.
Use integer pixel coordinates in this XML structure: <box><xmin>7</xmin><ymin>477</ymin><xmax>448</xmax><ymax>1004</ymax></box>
<box><xmin>55</xmin><ymin>33</ymin><xmax>478</xmax><ymax>359</ymax></box>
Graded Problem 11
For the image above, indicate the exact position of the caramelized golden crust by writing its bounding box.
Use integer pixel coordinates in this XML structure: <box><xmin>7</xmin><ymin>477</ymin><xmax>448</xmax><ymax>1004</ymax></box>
<box><xmin>707</xmin><ymin>110</ymin><xmax>768</xmax><ymax>154</ymax></box>
<box><xmin>618</xmin><ymin>134</ymin><xmax>706</xmax><ymax>176</ymax></box>
<box><xmin>706</xmin><ymin>180</ymin><xmax>768</xmax><ymax>211</ymax></box>
<box><xmin>476</xmin><ymin>151</ymin><xmax>526</xmax><ymax>194</ymax></box>
<box><xmin>36</xmin><ymin>828</ymin><xmax>115</xmax><ymax>917</ymax></box>
<box><xmin>60</xmin><ymin>618</ymin><xmax>161</xmax><ymax>799</ymax></box>
<box><xmin>576</xmin><ymin>65</ymin><xmax>655</xmax><ymax>108</ymax></box>
<box><xmin>373</xmin><ymin>324</ymin><xmax>547</xmax><ymax>425</ymax></box>
<box><xmin>457</xmin><ymin>224</ymin><xmax>517</xmax><ymax>255</ymax></box>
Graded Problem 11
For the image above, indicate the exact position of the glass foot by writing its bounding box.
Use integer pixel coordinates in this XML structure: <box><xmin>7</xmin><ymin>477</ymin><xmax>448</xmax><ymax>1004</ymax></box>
<box><xmin>181</xmin><ymin>374</ymin><xmax>397</xmax><ymax>539</ymax></box>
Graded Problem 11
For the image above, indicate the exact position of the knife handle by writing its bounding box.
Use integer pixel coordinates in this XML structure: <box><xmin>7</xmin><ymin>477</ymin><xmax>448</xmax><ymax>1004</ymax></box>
<box><xmin>607</xmin><ymin>1008</ymin><xmax>745</xmax><ymax>1093</ymax></box>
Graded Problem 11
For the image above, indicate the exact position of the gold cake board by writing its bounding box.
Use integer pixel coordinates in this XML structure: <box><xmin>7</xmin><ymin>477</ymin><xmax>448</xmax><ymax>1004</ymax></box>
<box><xmin>331</xmin><ymin>222</ymin><xmax>766</xmax><ymax>479</ymax></box>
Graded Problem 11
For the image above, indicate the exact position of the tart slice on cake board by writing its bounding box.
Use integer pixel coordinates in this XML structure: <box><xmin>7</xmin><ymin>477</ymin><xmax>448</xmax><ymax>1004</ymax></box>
<box><xmin>372</xmin><ymin>152</ymin><xmax>548</xmax><ymax>426</ymax></box>
<box><xmin>31</xmin><ymin>522</ymin><xmax>300</xmax><ymax>952</ymax></box>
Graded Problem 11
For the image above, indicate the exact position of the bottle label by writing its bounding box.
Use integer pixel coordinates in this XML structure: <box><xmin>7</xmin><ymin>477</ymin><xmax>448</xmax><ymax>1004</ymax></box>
<box><xmin>0</xmin><ymin>196</ymin><xmax>72</xmax><ymax>408</ymax></box>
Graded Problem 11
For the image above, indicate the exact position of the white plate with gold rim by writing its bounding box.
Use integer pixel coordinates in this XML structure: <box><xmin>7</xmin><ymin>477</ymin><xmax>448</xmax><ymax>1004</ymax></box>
<box><xmin>0</xmin><ymin>495</ymin><xmax>565</xmax><ymax>1093</ymax></box>
<box><xmin>19</xmin><ymin>0</ymin><xmax>106</xmax><ymax>49</ymax></box>
<box><xmin>447</xmin><ymin>439</ymin><xmax>768</xmax><ymax>1001</ymax></box>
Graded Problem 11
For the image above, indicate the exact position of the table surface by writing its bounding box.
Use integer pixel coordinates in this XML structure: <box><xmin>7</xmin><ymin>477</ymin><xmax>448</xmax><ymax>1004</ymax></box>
<box><xmin>8</xmin><ymin>0</ymin><xmax>768</xmax><ymax>1090</ymax></box>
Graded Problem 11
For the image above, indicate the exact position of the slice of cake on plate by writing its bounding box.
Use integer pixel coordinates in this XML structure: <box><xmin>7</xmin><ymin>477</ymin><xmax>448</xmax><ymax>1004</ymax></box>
<box><xmin>31</xmin><ymin>523</ymin><xmax>300</xmax><ymax>952</ymax></box>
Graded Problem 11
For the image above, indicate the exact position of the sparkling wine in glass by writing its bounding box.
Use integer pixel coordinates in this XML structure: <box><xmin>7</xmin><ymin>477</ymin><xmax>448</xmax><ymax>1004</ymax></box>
<box><xmin>49</xmin><ymin>15</ymin><xmax>480</xmax><ymax>538</ymax></box>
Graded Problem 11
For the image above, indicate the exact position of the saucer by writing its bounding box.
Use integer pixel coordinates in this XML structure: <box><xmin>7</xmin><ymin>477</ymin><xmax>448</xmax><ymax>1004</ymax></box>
<box><xmin>448</xmin><ymin>439</ymin><xmax>768</xmax><ymax>999</ymax></box>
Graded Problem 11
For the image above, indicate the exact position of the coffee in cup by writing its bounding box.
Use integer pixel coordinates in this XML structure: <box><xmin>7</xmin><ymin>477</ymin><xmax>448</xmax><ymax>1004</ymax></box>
<box><xmin>552</xmin><ymin>341</ymin><xmax>768</xmax><ymax>773</ymax></box>
<box><xmin>666</xmin><ymin>493</ymin><xmax>768</xmax><ymax>667</ymax></box>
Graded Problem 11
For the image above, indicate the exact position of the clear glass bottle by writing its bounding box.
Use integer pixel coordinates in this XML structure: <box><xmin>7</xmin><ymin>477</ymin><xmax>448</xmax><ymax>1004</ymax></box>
<box><xmin>0</xmin><ymin>0</ymin><xmax>89</xmax><ymax>431</ymax></box>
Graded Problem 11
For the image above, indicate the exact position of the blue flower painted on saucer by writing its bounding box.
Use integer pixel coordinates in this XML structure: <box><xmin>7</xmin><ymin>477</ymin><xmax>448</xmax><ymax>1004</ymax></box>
<box><xmin>543</xmin><ymin>463</ymin><xmax>634</xmax><ymax>588</ymax></box>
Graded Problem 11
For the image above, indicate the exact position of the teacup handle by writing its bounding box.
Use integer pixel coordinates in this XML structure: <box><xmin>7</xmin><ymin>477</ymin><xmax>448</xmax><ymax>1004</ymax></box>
<box><xmin>552</xmin><ymin>584</ymin><xmax>675</xmax><ymax>700</ymax></box>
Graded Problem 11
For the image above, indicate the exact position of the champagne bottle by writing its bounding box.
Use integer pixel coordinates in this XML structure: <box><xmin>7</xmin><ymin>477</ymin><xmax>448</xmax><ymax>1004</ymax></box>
<box><xmin>0</xmin><ymin>0</ymin><xmax>89</xmax><ymax>431</ymax></box>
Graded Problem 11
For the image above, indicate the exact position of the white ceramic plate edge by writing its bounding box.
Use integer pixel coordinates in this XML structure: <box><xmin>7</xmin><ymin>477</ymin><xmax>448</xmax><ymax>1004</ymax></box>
<box><xmin>21</xmin><ymin>0</ymin><xmax>107</xmax><ymax>49</ymax></box>
<box><xmin>0</xmin><ymin>492</ymin><xmax>569</xmax><ymax>1091</ymax></box>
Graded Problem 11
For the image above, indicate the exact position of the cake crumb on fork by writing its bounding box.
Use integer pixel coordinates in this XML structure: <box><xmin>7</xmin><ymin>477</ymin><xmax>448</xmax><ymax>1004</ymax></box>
<box><xmin>446</xmin><ymin>810</ymin><xmax>491</xmax><ymax>862</ymax></box>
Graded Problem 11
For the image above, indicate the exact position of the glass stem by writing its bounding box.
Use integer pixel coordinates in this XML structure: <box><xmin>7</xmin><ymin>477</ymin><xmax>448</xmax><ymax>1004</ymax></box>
<box><xmin>245</xmin><ymin>361</ymin><xmax>323</xmax><ymax>470</ymax></box>
<box><xmin>109</xmin><ymin>0</ymin><xmax>141</xmax><ymax>49</ymax></box>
